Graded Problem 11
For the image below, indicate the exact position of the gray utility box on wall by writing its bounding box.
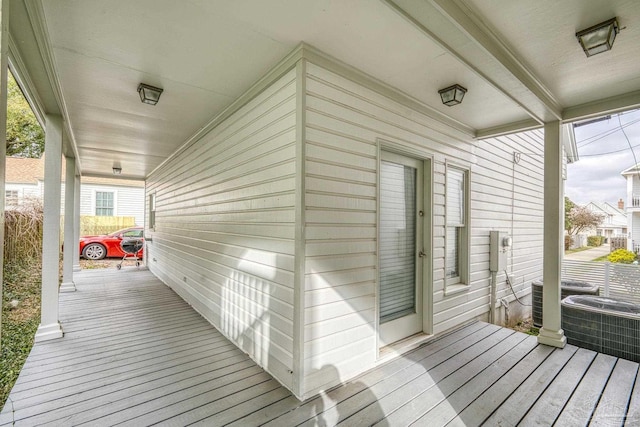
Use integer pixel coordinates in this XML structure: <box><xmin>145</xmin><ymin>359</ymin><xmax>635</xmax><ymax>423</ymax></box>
<box><xmin>532</xmin><ymin>280</ymin><xmax>600</xmax><ymax>327</ymax></box>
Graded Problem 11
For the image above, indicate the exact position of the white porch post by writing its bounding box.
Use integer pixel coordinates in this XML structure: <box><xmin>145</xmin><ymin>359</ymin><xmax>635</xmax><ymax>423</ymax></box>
<box><xmin>627</xmin><ymin>175</ymin><xmax>633</xmax><ymax>251</ymax></box>
<box><xmin>0</xmin><ymin>0</ymin><xmax>8</xmax><ymax>346</ymax></box>
<box><xmin>35</xmin><ymin>114</ymin><xmax>64</xmax><ymax>342</ymax></box>
<box><xmin>60</xmin><ymin>156</ymin><xmax>76</xmax><ymax>292</ymax></box>
<box><xmin>73</xmin><ymin>174</ymin><xmax>81</xmax><ymax>271</ymax></box>
<box><xmin>538</xmin><ymin>120</ymin><xmax>567</xmax><ymax>348</ymax></box>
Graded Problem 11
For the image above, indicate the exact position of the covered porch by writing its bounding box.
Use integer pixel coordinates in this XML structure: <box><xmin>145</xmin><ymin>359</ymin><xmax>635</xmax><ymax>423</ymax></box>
<box><xmin>2</xmin><ymin>267</ymin><xmax>638</xmax><ymax>426</ymax></box>
<box><xmin>2</xmin><ymin>0</ymin><xmax>640</xmax><ymax>415</ymax></box>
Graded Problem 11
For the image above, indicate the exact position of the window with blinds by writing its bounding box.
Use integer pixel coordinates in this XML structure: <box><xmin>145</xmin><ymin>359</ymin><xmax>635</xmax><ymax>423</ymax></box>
<box><xmin>149</xmin><ymin>193</ymin><xmax>156</xmax><ymax>230</ymax></box>
<box><xmin>379</xmin><ymin>160</ymin><xmax>417</xmax><ymax>323</ymax></box>
<box><xmin>446</xmin><ymin>166</ymin><xmax>468</xmax><ymax>285</ymax></box>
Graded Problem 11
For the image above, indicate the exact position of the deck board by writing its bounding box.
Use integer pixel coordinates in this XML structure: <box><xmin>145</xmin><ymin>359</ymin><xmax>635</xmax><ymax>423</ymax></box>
<box><xmin>482</xmin><ymin>344</ymin><xmax>578</xmax><ymax>425</ymax></box>
<box><xmin>590</xmin><ymin>359</ymin><xmax>638</xmax><ymax>426</ymax></box>
<box><xmin>554</xmin><ymin>353</ymin><xmax>618</xmax><ymax>426</ymax></box>
<box><xmin>518</xmin><ymin>347</ymin><xmax>597</xmax><ymax>426</ymax></box>
<box><xmin>2</xmin><ymin>267</ymin><xmax>639</xmax><ymax>426</ymax></box>
<box><xmin>416</xmin><ymin>334</ymin><xmax>539</xmax><ymax>426</ymax></box>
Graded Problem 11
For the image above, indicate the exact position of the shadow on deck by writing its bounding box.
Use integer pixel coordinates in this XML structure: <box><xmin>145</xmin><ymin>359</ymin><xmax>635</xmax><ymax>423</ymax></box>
<box><xmin>1</xmin><ymin>267</ymin><xmax>639</xmax><ymax>426</ymax></box>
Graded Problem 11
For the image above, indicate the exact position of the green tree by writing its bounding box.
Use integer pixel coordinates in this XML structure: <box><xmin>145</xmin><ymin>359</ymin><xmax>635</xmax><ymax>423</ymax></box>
<box><xmin>564</xmin><ymin>197</ymin><xmax>576</xmax><ymax>232</ymax></box>
<box><xmin>6</xmin><ymin>72</ymin><xmax>44</xmax><ymax>158</ymax></box>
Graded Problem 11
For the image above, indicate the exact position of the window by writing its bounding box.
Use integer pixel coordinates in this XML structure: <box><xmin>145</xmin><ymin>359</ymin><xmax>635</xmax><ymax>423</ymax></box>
<box><xmin>149</xmin><ymin>193</ymin><xmax>156</xmax><ymax>230</ymax></box>
<box><xmin>445</xmin><ymin>165</ymin><xmax>469</xmax><ymax>287</ymax></box>
<box><xmin>122</xmin><ymin>229</ymin><xmax>143</xmax><ymax>238</ymax></box>
<box><xmin>95</xmin><ymin>191</ymin><xmax>114</xmax><ymax>216</ymax></box>
<box><xmin>5</xmin><ymin>190</ymin><xmax>18</xmax><ymax>206</ymax></box>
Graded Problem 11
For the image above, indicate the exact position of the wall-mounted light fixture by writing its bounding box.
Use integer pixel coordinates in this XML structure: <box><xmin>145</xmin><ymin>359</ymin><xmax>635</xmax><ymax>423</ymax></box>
<box><xmin>438</xmin><ymin>84</ymin><xmax>467</xmax><ymax>106</ymax></box>
<box><xmin>137</xmin><ymin>83</ymin><xmax>164</xmax><ymax>105</ymax></box>
<box><xmin>576</xmin><ymin>18</ymin><xmax>619</xmax><ymax>57</ymax></box>
<box><xmin>112</xmin><ymin>167</ymin><xmax>122</xmax><ymax>175</ymax></box>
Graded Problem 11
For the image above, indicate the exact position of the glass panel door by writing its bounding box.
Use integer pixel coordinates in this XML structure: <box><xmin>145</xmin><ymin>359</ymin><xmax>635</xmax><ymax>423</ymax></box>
<box><xmin>379</xmin><ymin>151</ymin><xmax>424</xmax><ymax>347</ymax></box>
<box><xmin>379</xmin><ymin>161</ymin><xmax>416</xmax><ymax>322</ymax></box>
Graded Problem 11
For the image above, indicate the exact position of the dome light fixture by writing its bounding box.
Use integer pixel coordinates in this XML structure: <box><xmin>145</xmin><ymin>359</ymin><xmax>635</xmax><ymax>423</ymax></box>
<box><xmin>576</xmin><ymin>18</ymin><xmax>619</xmax><ymax>57</ymax></box>
<box><xmin>438</xmin><ymin>84</ymin><xmax>467</xmax><ymax>106</ymax></box>
<box><xmin>137</xmin><ymin>83</ymin><xmax>164</xmax><ymax>105</ymax></box>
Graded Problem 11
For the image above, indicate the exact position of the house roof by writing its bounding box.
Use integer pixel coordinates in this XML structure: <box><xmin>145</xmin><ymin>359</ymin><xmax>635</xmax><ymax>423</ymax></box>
<box><xmin>6</xmin><ymin>156</ymin><xmax>144</xmax><ymax>188</ymax></box>
<box><xmin>9</xmin><ymin>0</ymin><xmax>640</xmax><ymax>180</ymax></box>
<box><xmin>585</xmin><ymin>201</ymin><xmax>627</xmax><ymax>228</ymax></box>
<box><xmin>621</xmin><ymin>163</ymin><xmax>640</xmax><ymax>176</ymax></box>
<box><xmin>6</xmin><ymin>157</ymin><xmax>43</xmax><ymax>184</ymax></box>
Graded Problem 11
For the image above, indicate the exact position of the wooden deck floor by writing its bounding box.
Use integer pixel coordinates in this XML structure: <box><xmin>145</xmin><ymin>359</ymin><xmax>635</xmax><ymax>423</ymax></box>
<box><xmin>1</xmin><ymin>267</ymin><xmax>640</xmax><ymax>426</ymax></box>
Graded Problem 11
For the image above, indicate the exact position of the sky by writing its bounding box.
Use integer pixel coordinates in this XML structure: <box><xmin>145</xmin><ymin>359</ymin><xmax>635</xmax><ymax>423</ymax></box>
<box><xmin>565</xmin><ymin>109</ymin><xmax>640</xmax><ymax>207</ymax></box>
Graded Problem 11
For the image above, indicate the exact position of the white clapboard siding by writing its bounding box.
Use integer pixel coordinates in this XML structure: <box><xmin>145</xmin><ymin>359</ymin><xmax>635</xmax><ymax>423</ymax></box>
<box><xmin>145</xmin><ymin>69</ymin><xmax>298</xmax><ymax>390</ymax></box>
<box><xmin>633</xmin><ymin>214</ymin><xmax>640</xmax><ymax>246</ymax></box>
<box><xmin>143</xmin><ymin>53</ymin><xmax>546</xmax><ymax>401</ymax></box>
<box><xmin>79</xmin><ymin>183</ymin><xmax>145</xmax><ymax>226</ymax></box>
<box><xmin>301</xmin><ymin>63</ymin><xmax>544</xmax><ymax>395</ymax></box>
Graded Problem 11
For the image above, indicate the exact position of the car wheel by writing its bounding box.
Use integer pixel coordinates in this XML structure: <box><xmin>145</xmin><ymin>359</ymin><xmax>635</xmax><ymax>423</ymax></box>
<box><xmin>82</xmin><ymin>243</ymin><xmax>106</xmax><ymax>260</ymax></box>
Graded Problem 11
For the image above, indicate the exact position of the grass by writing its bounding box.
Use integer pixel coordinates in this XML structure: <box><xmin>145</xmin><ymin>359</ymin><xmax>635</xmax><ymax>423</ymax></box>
<box><xmin>512</xmin><ymin>317</ymin><xmax>539</xmax><ymax>336</ymax></box>
<box><xmin>0</xmin><ymin>258</ymin><xmax>114</xmax><ymax>409</ymax></box>
<box><xmin>564</xmin><ymin>246</ymin><xmax>596</xmax><ymax>254</ymax></box>
<box><xmin>0</xmin><ymin>260</ymin><xmax>42</xmax><ymax>409</ymax></box>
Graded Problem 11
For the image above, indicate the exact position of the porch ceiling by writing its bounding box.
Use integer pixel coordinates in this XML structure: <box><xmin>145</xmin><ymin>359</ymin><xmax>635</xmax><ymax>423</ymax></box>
<box><xmin>8</xmin><ymin>0</ymin><xmax>640</xmax><ymax>180</ymax></box>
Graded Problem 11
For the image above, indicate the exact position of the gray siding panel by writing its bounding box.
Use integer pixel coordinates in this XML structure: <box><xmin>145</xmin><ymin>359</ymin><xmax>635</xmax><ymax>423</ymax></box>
<box><xmin>146</xmin><ymin>69</ymin><xmax>298</xmax><ymax>390</ymax></box>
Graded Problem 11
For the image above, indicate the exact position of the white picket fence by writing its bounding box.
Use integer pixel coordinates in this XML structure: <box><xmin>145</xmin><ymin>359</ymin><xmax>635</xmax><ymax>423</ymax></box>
<box><xmin>562</xmin><ymin>259</ymin><xmax>640</xmax><ymax>304</ymax></box>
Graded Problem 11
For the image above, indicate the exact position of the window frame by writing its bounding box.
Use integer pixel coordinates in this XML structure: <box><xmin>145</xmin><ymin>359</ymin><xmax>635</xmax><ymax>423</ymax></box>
<box><xmin>444</xmin><ymin>163</ymin><xmax>470</xmax><ymax>291</ymax></box>
<box><xmin>5</xmin><ymin>190</ymin><xmax>19</xmax><ymax>206</ymax></box>
<box><xmin>148</xmin><ymin>193</ymin><xmax>156</xmax><ymax>230</ymax></box>
<box><xmin>94</xmin><ymin>190</ymin><xmax>115</xmax><ymax>216</ymax></box>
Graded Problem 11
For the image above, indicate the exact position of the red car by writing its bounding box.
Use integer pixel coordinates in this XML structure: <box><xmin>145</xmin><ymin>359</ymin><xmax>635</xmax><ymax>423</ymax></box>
<box><xmin>79</xmin><ymin>226</ymin><xmax>144</xmax><ymax>260</ymax></box>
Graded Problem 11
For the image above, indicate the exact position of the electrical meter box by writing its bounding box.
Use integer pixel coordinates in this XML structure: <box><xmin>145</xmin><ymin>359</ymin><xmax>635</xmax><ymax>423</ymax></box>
<box><xmin>490</xmin><ymin>231</ymin><xmax>511</xmax><ymax>272</ymax></box>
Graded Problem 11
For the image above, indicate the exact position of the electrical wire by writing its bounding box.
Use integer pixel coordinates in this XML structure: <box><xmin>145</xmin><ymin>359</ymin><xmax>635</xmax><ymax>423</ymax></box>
<box><xmin>618</xmin><ymin>113</ymin><xmax>640</xmax><ymax>177</ymax></box>
<box><xmin>577</xmin><ymin>116</ymin><xmax>640</xmax><ymax>147</ymax></box>
<box><xmin>579</xmin><ymin>142</ymin><xmax>640</xmax><ymax>157</ymax></box>
<box><xmin>504</xmin><ymin>270</ymin><xmax>531</xmax><ymax>306</ymax></box>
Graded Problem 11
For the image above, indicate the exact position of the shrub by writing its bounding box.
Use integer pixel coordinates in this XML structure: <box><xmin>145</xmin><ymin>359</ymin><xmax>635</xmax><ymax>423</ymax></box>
<box><xmin>564</xmin><ymin>235</ymin><xmax>571</xmax><ymax>251</ymax></box>
<box><xmin>4</xmin><ymin>198</ymin><xmax>43</xmax><ymax>265</ymax></box>
<box><xmin>587</xmin><ymin>235</ymin><xmax>604</xmax><ymax>247</ymax></box>
<box><xmin>607</xmin><ymin>248</ymin><xmax>637</xmax><ymax>264</ymax></box>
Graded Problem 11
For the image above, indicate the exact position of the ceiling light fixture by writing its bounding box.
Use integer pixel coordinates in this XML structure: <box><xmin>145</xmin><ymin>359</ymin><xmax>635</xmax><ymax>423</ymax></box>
<box><xmin>438</xmin><ymin>84</ymin><xmax>467</xmax><ymax>106</ymax></box>
<box><xmin>112</xmin><ymin>167</ymin><xmax>122</xmax><ymax>175</ymax></box>
<box><xmin>137</xmin><ymin>83</ymin><xmax>164</xmax><ymax>105</ymax></box>
<box><xmin>576</xmin><ymin>18</ymin><xmax>619</xmax><ymax>57</ymax></box>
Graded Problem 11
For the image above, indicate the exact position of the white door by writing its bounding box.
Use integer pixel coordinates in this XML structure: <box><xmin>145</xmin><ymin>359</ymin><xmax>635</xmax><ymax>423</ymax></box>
<box><xmin>379</xmin><ymin>151</ymin><xmax>424</xmax><ymax>347</ymax></box>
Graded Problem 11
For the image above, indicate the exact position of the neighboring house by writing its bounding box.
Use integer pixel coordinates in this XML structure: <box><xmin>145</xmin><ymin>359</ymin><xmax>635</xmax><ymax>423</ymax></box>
<box><xmin>622</xmin><ymin>164</ymin><xmax>640</xmax><ymax>252</ymax></box>
<box><xmin>78</xmin><ymin>176</ymin><xmax>145</xmax><ymax>227</ymax></box>
<box><xmin>6</xmin><ymin>156</ymin><xmax>145</xmax><ymax>226</ymax></box>
<box><xmin>5</xmin><ymin>157</ymin><xmax>43</xmax><ymax>206</ymax></box>
<box><xmin>584</xmin><ymin>200</ymin><xmax>627</xmax><ymax>242</ymax></box>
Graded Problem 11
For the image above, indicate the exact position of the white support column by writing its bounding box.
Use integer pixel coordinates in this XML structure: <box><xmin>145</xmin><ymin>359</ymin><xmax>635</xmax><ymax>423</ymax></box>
<box><xmin>0</xmin><ymin>0</ymin><xmax>8</xmax><ymax>347</ymax></box>
<box><xmin>60</xmin><ymin>156</ymin><xmax>76</xmax><ymax>292</ymax></box>
<box><xmin>538</xmin><ymin>120</ymin><xmax>567</xmax><ymax>348</ymax></box>
<box><xmin>35</xmin><ymin>114</ymin><xmax>64</xmax><ymax>342</ymax></box>
<box><xmin>627</xmin><ymin>175</ymin><xmax>633</xmax><ymax>251</ymax></box>
<box><xmin>73</xmin><ymin>174</ymin><xmax>81</xmax><ymax>271</ymax></box>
